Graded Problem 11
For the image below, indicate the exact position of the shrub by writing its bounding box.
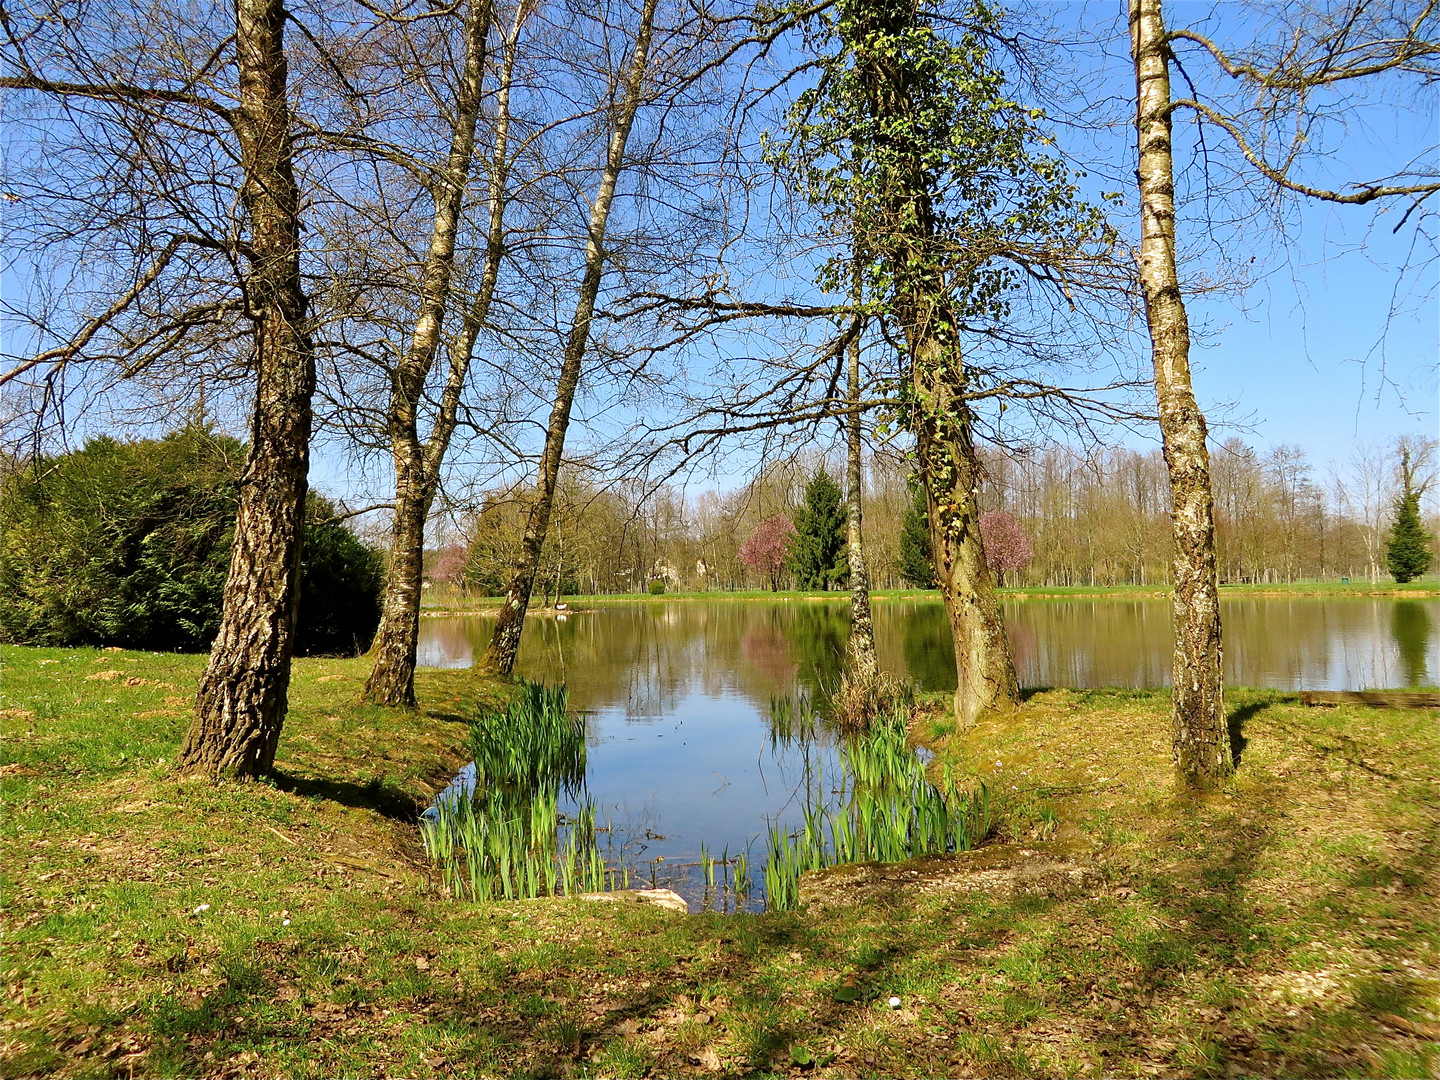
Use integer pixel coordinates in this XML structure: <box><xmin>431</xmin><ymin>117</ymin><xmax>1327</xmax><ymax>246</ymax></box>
<box><xmin>647</xmin><ymin>579</ymin><xmax>666</xmax><ymax>595</ymax></box>
<box><xmin>0</xmin><ymin>425</ymin><xmax>381</xmax><ymax>655</ymax></box>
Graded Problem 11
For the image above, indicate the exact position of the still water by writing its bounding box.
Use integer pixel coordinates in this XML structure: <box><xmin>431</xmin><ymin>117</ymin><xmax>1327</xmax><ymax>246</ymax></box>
<box><xmin>417</xmin><ymin>596</ymin><xmax>1438</xmax><ymax>906</ymax></box>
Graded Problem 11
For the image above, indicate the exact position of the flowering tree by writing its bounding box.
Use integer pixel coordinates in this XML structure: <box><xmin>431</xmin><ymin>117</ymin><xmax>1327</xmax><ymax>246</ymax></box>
<box><xmin>428</xmin><ymin>545</ymin><xmax>470</xmax><ymax>590</ymax></box>
<box><xmin>980</xmin><ymin>511</ymin><xmax>1034</xmax><ymax>588</ymax></box>
<box><xmin>739</xmin><ymin>515</ymin><xmax>797</xmax><ymax>591</ymax></box>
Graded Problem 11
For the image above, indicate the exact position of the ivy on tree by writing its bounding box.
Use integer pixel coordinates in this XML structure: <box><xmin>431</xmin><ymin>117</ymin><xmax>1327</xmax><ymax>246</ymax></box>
<box><xmin>769</xmin><ymin>0</ymin><xmax>1114</xmax><ymax>727</ymax></box>
<box><xmin>787</xmin><ymin>472</ymin><xmax>849</xmax><ymax>590</ymax></box>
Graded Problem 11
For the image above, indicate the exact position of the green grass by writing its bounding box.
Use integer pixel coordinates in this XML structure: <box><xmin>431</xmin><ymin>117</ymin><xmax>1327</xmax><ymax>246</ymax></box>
<box><xmin>3</xmin><ymin>645</ymin><xmax>1437</xmax><ymax>1078</ymax></box>
<box><xmin>423</xmin><ymin>577</ymin><xmax>1438</xmax><ymax>611</ymax></box>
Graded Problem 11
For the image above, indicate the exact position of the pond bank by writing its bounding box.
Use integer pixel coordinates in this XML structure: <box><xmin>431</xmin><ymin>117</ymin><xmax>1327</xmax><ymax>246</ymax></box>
<box><xmin>422</xmin><ymin>579</ymin><xmax>1440</xmax><ymax>614</ymax></box>
<box><xmin>3</xmin><ymin>645</ymin><xmax>1436</xmax><ymax>1078</ymax></box>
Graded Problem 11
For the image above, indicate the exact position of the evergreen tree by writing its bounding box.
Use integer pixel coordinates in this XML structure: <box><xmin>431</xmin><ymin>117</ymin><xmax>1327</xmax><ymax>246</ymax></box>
<box><xmin>897</xmin><ymin>487</ymin><xmax>936</xmax><ymax>588</ymax></box>
<box><xmin>786</xmin><ymin>471</ymin><xmax>848</xmax><ymax>590</ymax></box>
<box><xmin>1386</xmin><ymin>490</ymin><xmax>1433</xmax><ymax>584</ymax></box>
<box><xmin>0</xmin><ymin>427</ymin><xmax>383</xmax><ymax>655</ymax></box>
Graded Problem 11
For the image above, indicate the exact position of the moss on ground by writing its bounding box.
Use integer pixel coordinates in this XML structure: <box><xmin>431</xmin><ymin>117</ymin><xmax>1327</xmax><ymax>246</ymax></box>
<box><xmin>2</xmin><ymin>645</ymin><xmax>1436</xmax><ymax>1078</ymax></box>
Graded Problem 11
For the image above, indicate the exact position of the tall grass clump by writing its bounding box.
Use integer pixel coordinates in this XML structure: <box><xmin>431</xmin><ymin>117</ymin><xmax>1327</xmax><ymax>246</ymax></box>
<box><xmin>423</xmin><ymin>681</ymin><xmax>615</xmax><ymax>900</ymax></box>
<box><xmin>468</xmin><ymin>680</ymin><xmax>584</xmax><ymax>795</ymax></box>
<box><xmin>764</xmin><ymin>708</ymin><xmax>988</xmax><ymax>911</ymax></box>
<box><xmin>830</xmin><ymin>669</ymin><xmax>915</xmax><ymax>733</ymax></box>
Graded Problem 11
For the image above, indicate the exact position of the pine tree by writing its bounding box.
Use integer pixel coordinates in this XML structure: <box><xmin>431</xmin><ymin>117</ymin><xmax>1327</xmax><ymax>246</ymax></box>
<box><xmin>787</xmin><ymin>472</ymin><xmax>848</xmax><ymax>590</ymax></box>
<box><xmin>1386</xmin><ymin>490</ymin><xmax>1433</xmax><ymax>583</ymax></box>
<box><xmin>897</xmin><ymin>486</ymin><xmax>936</xmax><ymax>588</ymax></box>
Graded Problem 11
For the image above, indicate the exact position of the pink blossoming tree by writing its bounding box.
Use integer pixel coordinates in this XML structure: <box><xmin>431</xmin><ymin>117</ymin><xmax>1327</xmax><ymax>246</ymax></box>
<box><xmin>980</xmin><ymin>511</ymin><xmax>1034</xmax><ymax>587</ymax></box>
<box><xmin>739</xmin><ymin>514</ymin><xmax>797</xmax><ymax>591</ymax></box>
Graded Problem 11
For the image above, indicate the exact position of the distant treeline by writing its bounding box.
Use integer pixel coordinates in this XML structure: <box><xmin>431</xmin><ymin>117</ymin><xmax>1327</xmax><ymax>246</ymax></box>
<box><xmin>430</xmin><ymin>438</ymin><xmax>1438</xmax><ymax>595</ymax></box>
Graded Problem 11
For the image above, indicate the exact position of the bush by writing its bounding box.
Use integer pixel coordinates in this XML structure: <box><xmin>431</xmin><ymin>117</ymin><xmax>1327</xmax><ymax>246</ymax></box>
<box><xmin>647</xmin><ymin>579</ymin><xmax>666</xmax><ymax>595</ymax></box>
<box><xmin>0</xmin><ymin>425</ymin><xmax>382</xmax><ymax>655</ymax></box>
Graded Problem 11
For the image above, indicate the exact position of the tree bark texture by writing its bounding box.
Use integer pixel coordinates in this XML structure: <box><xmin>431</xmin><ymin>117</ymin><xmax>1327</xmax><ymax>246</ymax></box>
<box><xmin>912</xmin><ymin>333</ymin><xmax>1018</xmax><ymax>730</ymax></box>
<box><xmin>364</xmin><ymin>0</ymin><xmax>496</xmax><ymax>707</ymax></box>
<box><xmin>1130</xmin><ymin>0</ymin><xmax>1233</xmax><ymax>789</ymax></box>
<box><xmin>178</xmin><ymin>0</ymin><xmax>315</xmax><ymax>778</ymax></box>
<box><xmin>843</xmin><ymin>313</ymin><xmax>877</xmax><ymax>679</ymax></box>
<box><xmin>848</xmin><ymin>0</ymin><xmax>1018</xmax><ymax>728</ymax></box>
<box><xmin>482</xmin><ymin>0</ymin><xmax>658</xmax><ymax>674</ymax></box>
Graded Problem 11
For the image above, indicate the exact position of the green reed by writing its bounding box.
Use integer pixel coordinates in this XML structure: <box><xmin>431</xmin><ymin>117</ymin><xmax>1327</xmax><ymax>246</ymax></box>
<box><xmin>763</xmin><ymin>707</ymin><xmax>989</xmax><ymax>911</ymax></box>
<box><xmin>423</xmin><ymin>681</ymin><xmax>613</xmax><ymax>901</ymax></box>
<box><xmin>468</xmin><ymin>680</ymin><xmax>585</xmax><ymax>796</ymax></box>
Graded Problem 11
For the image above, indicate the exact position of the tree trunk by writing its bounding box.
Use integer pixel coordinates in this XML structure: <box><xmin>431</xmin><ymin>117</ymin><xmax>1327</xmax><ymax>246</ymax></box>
<box><xmin>846</xmin><ymin>0</ymin><xmax>1018</xmax><ymax>729</ymax></box>
<box><xmin>912</xmin><ymin>334</ymin><xmax>1018</xmax><ymax>730</ymax></box>
<box><xmin>364</xmin><ymin>0</ymin><xmax>496</xmax><ymax>707</ymax></box>
<box><xmin>177</xmin><ymin>0</ymin><xmax>314</xmax><ymax>778</ymax></box>
<box><xmin>843</xmin><ymin>313</ymin><xmax>877</xmax><ymax>680</ymax></box>
<box><xmin>483</xmin><ymin>0</ymin><xmax>658</xmax><ymax>674</ymax></box>
<box><xmin>1130</xmin><ymin>0</ymin><xmax>1232</xmax><ymax>790</ymax></box>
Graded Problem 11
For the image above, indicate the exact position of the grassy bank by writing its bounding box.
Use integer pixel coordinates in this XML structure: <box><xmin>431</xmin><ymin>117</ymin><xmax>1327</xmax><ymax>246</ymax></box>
<box><xmin>423</xmin><ymin>579</ymin><xmax>1439</xmax><ymax>612</ymax></box>
<box><xmin>3</xmin><ymin>645</ymin><xmax>1437</xmax><ymax>1078</ymax></box>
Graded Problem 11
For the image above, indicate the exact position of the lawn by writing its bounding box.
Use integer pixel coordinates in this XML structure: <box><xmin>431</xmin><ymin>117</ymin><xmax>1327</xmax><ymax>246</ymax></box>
<box><xmin>2</xmin><ymin>645</ymin><xmax>1436</xmax><ymax>1078</ymax></box>
<box><xmin>422</xmin><ymin>579</ymin><xmax>1440</xmax><ymax>612</ymax></box>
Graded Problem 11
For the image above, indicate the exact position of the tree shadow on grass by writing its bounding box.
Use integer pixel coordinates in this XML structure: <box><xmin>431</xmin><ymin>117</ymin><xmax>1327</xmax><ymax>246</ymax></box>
<box><xmin>269</xmin><ymin>770</ymin><xmax>420</xmax><ymax>823</ymax></box>
<box><xmin>1225</xmin><ymin>701</ymin><xmax>1269</xmax><ymax>771</ymax></box>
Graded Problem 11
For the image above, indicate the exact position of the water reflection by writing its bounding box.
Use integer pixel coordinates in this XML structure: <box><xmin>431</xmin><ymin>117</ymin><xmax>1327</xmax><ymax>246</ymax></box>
<box><xmin>1392</xmin><ymin>601</ymin><xmax>1432</xmax><ymax>687</ymax></box>
<box><xmin>418</xmin><ymin>596</ymin><xmax>1436</xmax><ymax>908</ymax></box>
<box><xmin>420</xmin><ymin>596</ymin><xmax>1440</xmax><ymax>701</ymax></box>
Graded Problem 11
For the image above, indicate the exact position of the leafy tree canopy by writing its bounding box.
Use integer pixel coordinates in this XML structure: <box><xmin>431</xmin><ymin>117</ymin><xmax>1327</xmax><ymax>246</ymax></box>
<box><xmin>739</xmin><ymin>514</ymin><xmax>797</xmax><ymax>591</ymax></box>
<box><xmin>1386</xmin><ymin>492</ymin><xmax>1434</xmax><ymax>584</ymax></box>
<box><xmin>0</xmin><ymin>425</ymin><xmax>382</xmax><ymax>655</ymax></box>
<box><xmin>898</xmin><ymin>485</ymin><xmax>936</xmax><ymax>588</ymax></box>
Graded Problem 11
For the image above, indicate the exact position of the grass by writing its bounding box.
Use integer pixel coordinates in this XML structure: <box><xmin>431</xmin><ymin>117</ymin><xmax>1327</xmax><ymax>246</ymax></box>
<box><xmin>424</xmin><ymin>577</ymin><xmax>1439</xmax><ymax>611</ymax></box>
<box><xmin>3</xmin><ymin>644</ymin><xmax>1438</xmax><ymax>1078</ymax></box>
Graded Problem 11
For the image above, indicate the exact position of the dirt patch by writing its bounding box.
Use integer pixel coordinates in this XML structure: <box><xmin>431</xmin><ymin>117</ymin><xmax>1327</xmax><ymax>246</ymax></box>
<box><xmin>799</xmin><ymin>842</ymin><xmax>1106</xmax><ymax>910</ymax></box>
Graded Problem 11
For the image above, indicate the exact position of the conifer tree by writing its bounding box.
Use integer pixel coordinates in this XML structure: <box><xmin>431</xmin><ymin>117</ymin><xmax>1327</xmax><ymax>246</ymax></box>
<box><xmin>897</xmin><ymin>487</ymin><xmax>936</xmax><ymax>589</ymax></box>
<box><xmin>787</xmin><ymin>472</ymin><xmax>848</xmax><ymax>590</ymax></box>
<box><xmin>1386</xmin><ymin>492</ymin><xmax>1433</xmax><ymax>584</ymax></box>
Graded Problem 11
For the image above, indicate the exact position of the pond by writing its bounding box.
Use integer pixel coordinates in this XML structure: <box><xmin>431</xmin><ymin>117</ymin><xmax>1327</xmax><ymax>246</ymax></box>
<box><xmin>418</xmin><ymin>595</ymin><xmax>1438</xmax><ymax>909</ymax></box>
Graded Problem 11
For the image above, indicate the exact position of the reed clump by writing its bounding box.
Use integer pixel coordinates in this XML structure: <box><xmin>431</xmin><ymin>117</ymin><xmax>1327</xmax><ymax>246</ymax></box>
<box><xmin>423</xmin><ymin>680</ymin><xmax>618</xmax><ymax>901</ymax></box>
<box><xmin>764</xmin><ymin>708</ymin><xmax>989</xmax><ymax>911</ymax></box>
<box><xmin>829</xmin><ymin>669</ymin><xmax>915</xmax><ymax>733</ymax></box>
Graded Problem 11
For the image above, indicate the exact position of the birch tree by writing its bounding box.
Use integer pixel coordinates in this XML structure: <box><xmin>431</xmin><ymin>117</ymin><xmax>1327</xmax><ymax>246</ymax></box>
<box><xmin>2</xmin><ymin>0</ymin><xmax>326</xmax><ymax>778</ymax></box>
<box><xmin>362</xmin><ymin>0</ymin><xmax>534</xmax><ymax>706</ymax></box>
<box><xmin>481</xmin><ymin>0</ymin><xmax>661</xmax><ymax>673</ymax></box>
<box><xmin>1128</xmin><ymin>0</ymin><xmax>1437</xmax><ymax>789</ymax></box>
<box><xmin>1129</xmin><ymin>0</ymin><xmax>1231</xmax><ymax>789</ymax></box>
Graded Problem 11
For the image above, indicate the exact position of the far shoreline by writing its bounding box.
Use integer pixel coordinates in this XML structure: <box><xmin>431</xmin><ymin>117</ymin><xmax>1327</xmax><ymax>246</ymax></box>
<box><xmin>420</xmin><ymin>578</ymin><xmax>1440</xmax><ymax>616</ymax></box>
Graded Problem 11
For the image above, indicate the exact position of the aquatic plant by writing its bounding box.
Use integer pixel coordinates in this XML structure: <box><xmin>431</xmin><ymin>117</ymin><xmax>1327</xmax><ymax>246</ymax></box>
<box><xmin>423</xmin><ymin>786</ymin><xmax>609</xmax><ymax>901</ymax></box>
<box><xmin>829</xmin><ymin>669</ymin><xmax>915</xmax><ymax>733</ymax></box>
<box><xmin>763</xmin><ymin>708</ymin><xmax>989</xmax><ymax>911</ymax></box>
<box><xmin>768</xmin><ymin>693</ymin><xmax>821</xmax><ymax>746</ymax></box>
<box><xmin>468</xmin><ymin>680</ymin><xmax>584</xmax><ymax>796</ymax></box>
<box><xmin>422</xmin><ymin>681</ymin><xmax>613</xmax><ymax>901</ymax></box>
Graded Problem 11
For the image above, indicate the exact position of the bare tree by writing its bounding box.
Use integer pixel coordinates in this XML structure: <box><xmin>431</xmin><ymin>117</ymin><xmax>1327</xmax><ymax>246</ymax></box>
<box><xmin>1126</xmin><ymin>0</ymin><xmax>1438</xmax><ymax>789</ymax></box>
<box><xmin>481</xmin><ymin>0</ymin><xmax>661</xmax><ymax>673</ymax></box>
<box><xmin>841</xmin><ymin>304</ymin><xmax>877</xmax><ymax>680</ymax></box>
<box><xmin>3</xmin><ymin>0</ymin><xmax>327</xmax><ymax>778</ymax></box>
<box><xmin>360</xmin><ymin>0</ymin><xmax>536</xmax><ymax>707</ymax></box>
<box><xmin>1130</xmin><ymin>0</ymin><xmax>1232</xmax><ymax>789</ymax></box>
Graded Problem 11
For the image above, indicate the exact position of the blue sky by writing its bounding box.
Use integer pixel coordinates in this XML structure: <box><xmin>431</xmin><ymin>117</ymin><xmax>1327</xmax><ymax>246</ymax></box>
<box><xmin>5</xmin><ymin>1</ymin><xmax>1435</xmax><ymax>505</ymax></box>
